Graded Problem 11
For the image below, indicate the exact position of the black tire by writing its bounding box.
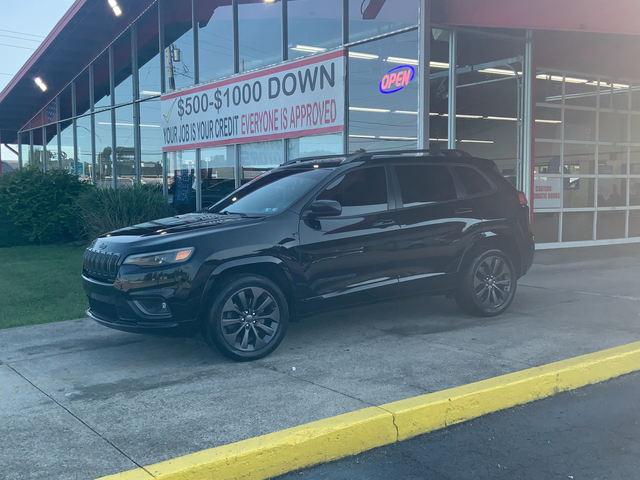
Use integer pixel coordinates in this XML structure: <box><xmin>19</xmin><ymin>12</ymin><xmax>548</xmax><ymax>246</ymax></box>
<box><xmin>202</xmin><ymin>275</ymin><xmax>289</xmax><ymax>361</ymax></box>
<box><xmin>455</xmin><ymin>249</ymin><xmax>517</xmax><ymax>317</ymax></box>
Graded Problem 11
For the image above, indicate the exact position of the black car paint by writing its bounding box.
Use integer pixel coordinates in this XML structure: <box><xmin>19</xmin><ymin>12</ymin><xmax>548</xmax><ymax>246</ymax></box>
<box><xmin>83</xmin><ymin>154</ymin><xmax>535</xmax><ymax>336</ymax></box>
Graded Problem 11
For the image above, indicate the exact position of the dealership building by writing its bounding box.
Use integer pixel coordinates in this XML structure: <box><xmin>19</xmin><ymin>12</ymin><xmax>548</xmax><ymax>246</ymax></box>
<box><xmin>1</xmin><ymin>0</ymin><xmax>640</xmax><ymax>247</ymax></box>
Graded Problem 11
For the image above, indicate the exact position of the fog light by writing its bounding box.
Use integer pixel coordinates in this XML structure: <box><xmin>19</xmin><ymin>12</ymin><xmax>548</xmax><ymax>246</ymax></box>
<box><xmin>133</xmin><ymin>298</ymin><xmax>171</xmax><ymax>316</ymax></box>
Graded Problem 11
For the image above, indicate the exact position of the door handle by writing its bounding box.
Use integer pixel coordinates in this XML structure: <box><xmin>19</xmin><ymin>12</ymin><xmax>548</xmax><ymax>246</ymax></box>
<box><xmin>455</xmin><ymin>208</ymin><xmax>473</xmax><ymax>215</ymax></box>
<box><xmin>373</xmin><ymin>219</ymin><xmax>396</xmax><ymax>228</ymax></box>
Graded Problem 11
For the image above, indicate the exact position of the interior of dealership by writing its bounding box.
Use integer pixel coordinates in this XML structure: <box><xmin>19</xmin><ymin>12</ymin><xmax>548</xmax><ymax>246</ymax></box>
<box><xmin>1</xmin><ymin>0</ymin><xmax>640</xmax><ymax>247</ymax></box>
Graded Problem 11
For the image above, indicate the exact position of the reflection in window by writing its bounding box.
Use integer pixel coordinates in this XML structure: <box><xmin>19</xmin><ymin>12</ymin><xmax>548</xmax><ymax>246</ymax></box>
<box><xmin>113</xmin><ymin>29</ymin><xmax>133</xmax><ymax>105</ymax></box>
<box><xmin>46</xmin><ymin>125</ymin><xmax>59</xmax><ymax>170</ymax></box>
<box><xmin>288</xmin><ymin>134</ymin><xmax>343</xmax><ymax>160</ymax></box>
<box><xmin>140</xmin><ymin>98</ymin><xmax>163</xmax><ymax>187</ymax></box>
<box><xmin>138</xmin><ymin>3</ymin><xmax>162</xmax><ymax>98</ymax></box>
<box><xmin>597</xmin><ymin>211</ymin><xmax>625</xmax><ymax>239</ymax></box>
<box><xmin>349</xmin><ymin>0</ymin><xmax>418</xmax><ymax>43</ymax></box>
<box><xmin>238</xmin><ymin>2</ymin><xmax>281</xmax><ymax>72</ymax></box>
<box><xmin>597</xmin><ymin>178</ymin><xmax>627</xmax><ymax>207</ymax></box>
<box><xmin>395</xmin><ymin>165</ymin><xmax>456</xmax><ymax>205</ymax></box>
<box><xmin>77</xmin><ymin>115</ymin><xmax>93</xmax><ymax>181</ymax></box>
<box><xmin>20</xmin><ymin>132</ymin><xmax>30</xmax><ymax>168</ymax></box>
<box><xmin>59</xmin><ymin>121</ymin><xmax>75</xmax><ymax>172</ymax></box>
<box><xmin>240</xmin><ymin>140</ymin><xmax>284</xmax><ymax>183</ymax></box>
<box><xmin>94</xmin><ymin>110</ymin><xmax>113</xmax><ymax>186</ymax></box>
<box><xmin>348</xmin><ymin>30</ymin><xmax>418</xmax><ymax>153</ymax></box>
<box><xmin>533</xmin><ymin>212</ymin><xmax>559</xmax><ymax>243</ymax></box>
<box><xmin>429</xmin><ymin>28</ymin><xmax>449</xmax><ymax>146</ymax></box>
<box><xmin>317</xmin><ymin>167</ymin><xmax>388</xmax><ymax>216</ymax></box>
<box><xmin>201</xmin><ymin>146</ymin><xmax>235</xmax><ymax>208</ymax></box>
<box><xmin>288</xmin><ymin>0</ymin><xmax>341</xmax><ymax>60</ymax></box>
<box><xmin>453</xmin><ymin>166</ymin><xmax>492</xmax><ymax>195</ymax></box>
<box><xmin>563</xmin><ymin>177</ymin><xmax>594</xmax><ymax>208</ymax></box>
<box><xmin>164</xmin><ymin>0</ymin><xmax>195</xmax><ymax>91</ymax></box>
<box><xmin>562</xmin><ymin>211</ymin><xmax>593</xmax><ymax>241</ymax></box>
<box><xmin>115</xmin><ymin>106</ymin><xmax>135</xmax><ymax>186</ymax></box>
<box><xmin>197</xmin><ymin>0</ymin><xmax>234</xmax><ymax>82</ymax></box>
<box><xmin>168</xmin><ymin>149</ymin><xmax>197</xmax><ymax>213</ymax></box>
<box><xmin>94</xmin><ymin>51</ymin><xmax>112</xmax><ymax>111</ymax></box>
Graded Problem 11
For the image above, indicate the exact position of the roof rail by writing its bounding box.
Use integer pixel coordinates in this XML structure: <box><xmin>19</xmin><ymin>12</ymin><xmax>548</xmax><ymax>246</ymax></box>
<box><xmin>281</xmin><ymin>149</ymin><xmax>471</xmax><ymax>167</ymax></box>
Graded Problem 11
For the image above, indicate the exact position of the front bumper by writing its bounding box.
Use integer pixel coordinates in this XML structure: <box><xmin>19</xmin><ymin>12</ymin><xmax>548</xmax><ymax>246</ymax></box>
<box><xmin>83</xmin><ymin>275</ymin><xmax>200</xmax><ymax>336</ymax></box>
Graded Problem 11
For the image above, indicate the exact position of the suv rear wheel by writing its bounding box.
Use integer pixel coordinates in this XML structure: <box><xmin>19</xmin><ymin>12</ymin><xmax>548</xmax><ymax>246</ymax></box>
<box><xmin>455</xmin><ymin>249</ymin><xmax>517</xmax><ymax>317</ymax></box>
<box><xmin>202</xmin><ymin>275</ymin><xmax>289</xmax><ymax>361</ymax></box>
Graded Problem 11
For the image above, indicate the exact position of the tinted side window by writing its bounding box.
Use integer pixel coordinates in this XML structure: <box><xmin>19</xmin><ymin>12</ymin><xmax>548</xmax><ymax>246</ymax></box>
<box><xmin>395</xmin><ymin>165</ymin><xmax>457</xmax><ymax>206</ymax></box>
<box><xmin>453</xmin><ymin>165</ymin><xmax>493</xmax><ymax>195</ymax></box>
<box><xmin>317</xmin><ymin>167</ymin><xmax>387</xmax><ymax>216</ymax></box>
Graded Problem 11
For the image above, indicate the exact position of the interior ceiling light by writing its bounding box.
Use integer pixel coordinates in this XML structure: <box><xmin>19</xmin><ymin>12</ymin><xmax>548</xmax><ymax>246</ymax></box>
<box><xmin>108</xmin><ymin>0</ymin><xmax>122</xmax><ymax>16</ymax></box>
<box><xmin>264</xmin><ymin>0</ymin><xmax>275</xmax><ymax>3</ymax></box>
<box><xmin>478</xmin><ymin>68</ymin><xmax>518</xmax><ymax>76</ymax></box>
<box><xmin>349</xmin><ymin>134</ymin><xmax>376</xmax><ymax>139</ymax></box>
<box><xmin>394</xmin><ymin>110</ymin><xmax>418</xmax><ymax>115</ymax></box>
<box><xmin>34</xmin><ymin>77</ymin><xmax>47</xmax><ymax>92</ymax></box>
<box><xmin>486</xmin><ymin>116</ymin><xmax>517</xmax><ymax>121</ymax></box>
<box><xmin>348</xmin><ymin>52</ymin><xmax>379</xmax><ymax>60</ymax></box>
<box><xmin>349</xmin><ymin>106</ymin><xmax>390</xmax><ymax>113</ymax></box>
<box><xmin>457</xmin><ymin>114</ymin><xmax>484</xmax><ymax>119</ymax></box>
<box><xmin>535</xmin><ymin>119</ymin><xmax>562</xmax><ymax>124</ymax></box>
<box><xmin>387</xmin><ymin>56</ymin><xmax>419</xmax><ymax>65</ymax></box>
<box><xmin>430</xmin><ymin>61</ymin><xmax>449</xmax><ymax>69</ymax></box>
<box><xmin>380</xmin><ymin>136</ymin><xmax>418</xmax><ymax>140</ymax></box>
<box><xmin>460</xmin><ymin>139</ymin><xmax>495</xmax><ymax>144</ymax></box>
<box><xmin>291</xmin><ymin>45</ymin><xmax>325</xmax><ymax>53</ymax></box>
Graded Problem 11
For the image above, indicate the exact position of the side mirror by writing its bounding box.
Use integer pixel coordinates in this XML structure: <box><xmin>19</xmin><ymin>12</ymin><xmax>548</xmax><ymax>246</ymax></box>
<box><xmin>305</xmin><ymin>200</ymin><xmax>342</xmax><ymax>218</ymax></box>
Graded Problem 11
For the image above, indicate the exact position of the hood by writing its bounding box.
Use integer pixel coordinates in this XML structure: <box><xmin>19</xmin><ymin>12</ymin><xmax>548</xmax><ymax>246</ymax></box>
<box><xmin>105</xmin><ymin>213</ymin><xmax>264</xmax><ymax>237</ymax></box>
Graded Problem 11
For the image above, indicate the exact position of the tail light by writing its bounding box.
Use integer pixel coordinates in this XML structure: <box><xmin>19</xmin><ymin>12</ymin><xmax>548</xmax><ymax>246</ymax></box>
<box><xmin>518</xmin><ymin>191</ymin><xmax>528</xmax><ymax>207</ymax></box>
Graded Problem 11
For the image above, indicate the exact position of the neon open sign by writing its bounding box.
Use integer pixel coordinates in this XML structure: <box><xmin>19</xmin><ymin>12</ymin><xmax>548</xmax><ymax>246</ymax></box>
<box><xmin>379</xmin><ymin>65</ymin><xmax>415</xmax><ymax>94</ymax></box>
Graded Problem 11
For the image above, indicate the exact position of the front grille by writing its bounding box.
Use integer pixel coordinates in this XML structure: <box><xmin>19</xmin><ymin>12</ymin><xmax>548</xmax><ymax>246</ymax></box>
<box><xmin>83</xmin><ymin>249</ymin><xmax>121</xmax><ymax>283</ymax></box>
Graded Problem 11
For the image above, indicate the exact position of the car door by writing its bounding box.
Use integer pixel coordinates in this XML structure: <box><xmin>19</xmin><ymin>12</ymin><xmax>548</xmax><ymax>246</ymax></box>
<box><xmin>295</xmin><ymin>165</ymin><xmax>401</xmax><ymax>311</ymax></box>
<box><xmin>392</xmin><ymin>163</ymin><xmax>482</xmax><ymax>293</ymax></box>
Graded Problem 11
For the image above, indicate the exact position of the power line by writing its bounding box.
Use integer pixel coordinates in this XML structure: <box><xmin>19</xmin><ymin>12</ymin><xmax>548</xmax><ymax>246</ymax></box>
<box><xmin>0</xmin><ymin>43</ymin><xmax>36</xmax><ymax>51</ymax></box>
<box><xmin>0</xmin><ymin>73</ymin><xmax>15</xmax><ymax>76</ymax></box>
<box><xmin>0</xmin><ymin>29</ymin><xmax>45</xmax><ymax>39</ymax></box>
<box><xmin>0</xmin><ymin>33</ymin><xmax>42</xmax><ymax>43</ymax></box>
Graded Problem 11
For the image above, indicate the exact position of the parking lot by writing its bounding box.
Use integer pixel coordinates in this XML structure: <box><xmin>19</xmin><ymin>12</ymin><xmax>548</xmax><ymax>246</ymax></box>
<box><xmin>2</xmin><ymin>244</ymin><xmax>640</xmax><ymax>480</ymax></box>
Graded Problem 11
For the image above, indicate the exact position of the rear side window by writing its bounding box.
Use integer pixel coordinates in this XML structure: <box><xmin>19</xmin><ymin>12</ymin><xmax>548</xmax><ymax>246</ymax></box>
<box><xmin>317</xmin><ymin>167</ymin><xmax>388</xmax><ymax>216</ymax></box>
<box><xmin>395</xmin><ymin>165</ymin><xmax>457</xmax><ymax>206</ymax></box>
<box><xmin>453</xmin><ymin>165</ymin><xmax>493</xmax><ymax>195</ymax></box>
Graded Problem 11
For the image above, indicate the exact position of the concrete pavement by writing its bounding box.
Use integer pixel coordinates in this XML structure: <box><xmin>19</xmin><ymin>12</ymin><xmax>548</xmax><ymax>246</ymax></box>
<box><xmin>1</xmin><ymin>244</ymin><xmax>640</xmax><ymax>479</ymax></box>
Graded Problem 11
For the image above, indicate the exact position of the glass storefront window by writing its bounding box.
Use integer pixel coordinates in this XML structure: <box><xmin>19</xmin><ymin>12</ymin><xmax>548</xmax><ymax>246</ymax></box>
<box><xmin>563</xmin><ymin>177</ymin><xmax>594</xmax><ymax>208</ymax></box>
<box><xmin>429</xmin><ymin>28</ymin><xmax>449</xmax><ymax>145</ymax></box>
<box><xmin>115</xmin><ymin>106</ymin><xmax>135</xmax><ymax>186</ymax></box>
<box><xmin>631</xmin><ymin>179</ymin><xmax>640</xmax><ymax>206</ymax></box>
<box><xmin>563</xmin><ymin>143</ymin><xmax>595</xmax><ymax>174</ymax></box>
<box><xmin>201</xmin><ymin>146</ymin><xmax>235</xmax><ymax>208</ymax></box>
<box><xmin>168</xmin><ymin>149</ymin><xmax>197</xmax><ymax>213</ymax></box>
<box><xmin>564</xmin><ymin>109</ymin><xmax>596</xmax><ymax>142</ymax></box>
<box><xmin>59</xmin><ymin>85</ymin><xmax>73</xmax><ymax>121</ymax></box>
<box><xmin>598</xmin><ymin>146</ymin><xmax>627</xmax><ymax>175</ymax></box>
<box><xmin>288</xmin><ymin>0</ymin><xmax>341</xmax><ymax>61</ymax></box>
<box><xmin>140</xmin><ymin>98</ymin><xmax>163</xmax><ymax>186</ymax></box>
<box><xmin>77</xmin><ymin>114</ymin><xmax>93</xmax><ymax>181</ymax></box>
<box><xmin>163</xmin><ymin>0</ymin><xmax>195</xmax><ymax>91</ymax></box>
<box><xmin>534</xmin><ymin>142</ymin><xmax>561</xmax><ymax>174</ymax></box>
<box><xmin>348</xmin><ymin>30</ymin><xmax>418</xmax><ymax>153</ymax></box>
<box><xmin>197</xmin><ymin>0</ymin><xmax>234</xmax><ymax>82</ymax></box>
<box><xmin>535</xmin><ymin>72</ymin><xmax>563</xmax><ymax>105</ymax></box>
<box><xmin>288</xmin><ymin>133</ymin><xmax>343</xmax><ymax>160</ymax></box>
<box><xmin>75</xmin><ymin>68</ymin><xmax>92</xmax><ymax>117</ymax></box>
<box><xmin>19</xmin><ymin>132</ymin><xmax>30</xmax><ymax>168</ymax></box>
<box><xmin>94</xmin><ymin>110</ymin><xmax>113</xmax><ymax>186</ymax></box>
<box><xmin>113</xmin><ymin>29</ymin><xmax>134</xmax><ymax>105</ymax></box>
<box><xmin>610</xmin><ymin>84</ymin><xmax>630</xmax><ymax>111</ymax></box>
<box><xmin>533</xmin><ymin>212</ymin><xmax>559</xmax><ymax>243</ymax></box>
<box><xmin>562</xmin><ymin>211</ymin><xmax>594</xmax><ymax>241</ymax></box>
<box><xmin>564</xmin><ymin>76</ymin><xmax>598</xmax><ymax>108</ymax></box>
<box><xmin>349</xmin><ymin>0</ymin><xmax>418</xmax><ymax>43</ymax></box>
<box><xmin>535</xmin><ymin>107</ymin><xmax>562</xmax><ymax>140</ymax></box>
<box><xmin>94</xmin><ymin>51</ymin><xmax>112</xmax><ymax>111</ymax></box>
<box><xmin>629</xmin><ymin>210</ymin><xmax>640</xmax><ymax>237</ymax></box>
<box><xmin>238</xmin><ymin>1</ymin><xmax>281</xmax><ymax>73</ymax></box>
<box><xmin>46</xmin><ymin>125</ymin><xmax>59</xmax><ymax>170</ymax></box>
<box><xmin>597</xmin><ymin>178</ymin><xmax>627</xmax><ymax>207</ymax></box>
<box><xmin>59</xmin><ymin>120</ymin><xmax>75</xmax><ymax>172</ymax></box>
<box><xmin>138</xmin><ymin>3</ymin><xmax>162</xmax><ymax>99</ymax></box>
<box><xmin>240</xmin><ymin>140</ymin><xmax>284</xmax><ymax>183</ymax></box>
<box><xmin>597</xmin><ymin>211</ymin><xmax>625</xmax><ymax>239</ymax></box>
<box><xmin>599</xmin><ymin>112</ymin><xmax>628</xmax><ymax>143</ymax></box>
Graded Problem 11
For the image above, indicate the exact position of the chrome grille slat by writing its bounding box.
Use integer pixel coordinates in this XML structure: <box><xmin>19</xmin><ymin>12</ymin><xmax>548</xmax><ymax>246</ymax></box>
<box><xmin>83</xmin><ymin>249</ymin><xmax>121</xmax><ymax>283</ymax></box>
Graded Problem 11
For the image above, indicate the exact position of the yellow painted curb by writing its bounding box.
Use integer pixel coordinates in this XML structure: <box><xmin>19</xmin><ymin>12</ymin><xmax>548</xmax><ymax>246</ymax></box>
<box><xmin>98</xmin><ymin>341</ymin><xmax>640</xmax><ymax>480</ymax></box>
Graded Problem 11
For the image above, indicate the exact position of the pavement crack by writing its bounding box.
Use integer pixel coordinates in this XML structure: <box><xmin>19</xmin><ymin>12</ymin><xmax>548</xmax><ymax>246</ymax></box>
<box><xmin>3</xmin><ymin>361</ymin><xmax>156</xmax><ymax>478</ymax></box>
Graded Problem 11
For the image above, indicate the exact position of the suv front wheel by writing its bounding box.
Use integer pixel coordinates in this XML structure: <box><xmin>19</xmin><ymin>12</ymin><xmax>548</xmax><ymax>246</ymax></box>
<box><xmin>202</xmin><ymin>275</ymin><xmax>289</xmax><ymax>361</ymax></box>
<box><xmin>455</xmin><ymin>249</ymin><xmax>517</xmax><ymax>317</ymax></box>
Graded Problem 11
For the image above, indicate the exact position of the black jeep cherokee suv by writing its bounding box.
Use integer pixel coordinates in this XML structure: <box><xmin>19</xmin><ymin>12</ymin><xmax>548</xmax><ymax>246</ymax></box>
<box><xmin>83</xmin><ymin>150</ymin><xmax>534</xmax><ymax>361</ymax></box>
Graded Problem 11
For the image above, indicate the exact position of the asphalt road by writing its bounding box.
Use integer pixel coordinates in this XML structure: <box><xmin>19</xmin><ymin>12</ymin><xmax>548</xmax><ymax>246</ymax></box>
<box><xmin>276</xmin><ymin>372</ymin><xmax>640</xmax><ymax>480</ymax></box>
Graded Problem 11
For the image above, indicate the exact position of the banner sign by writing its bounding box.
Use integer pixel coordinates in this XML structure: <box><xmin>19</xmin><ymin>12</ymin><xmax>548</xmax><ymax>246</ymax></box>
<box><xmin>533</xmin><ymin>177</ymin><xmax>562</xmax><ymax>209</ymax></box>
<box><xmin>161</xmin><ymin>50</ymin><xmax>345</xmax><ymax>152</ymax></box>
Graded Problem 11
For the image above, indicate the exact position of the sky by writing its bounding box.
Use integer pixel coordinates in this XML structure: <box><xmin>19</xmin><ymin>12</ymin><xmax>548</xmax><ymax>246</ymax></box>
<box><xmin>0</xmin><ymin>0</ymin><xmax>76</xmax><ymax>163</ymax></box>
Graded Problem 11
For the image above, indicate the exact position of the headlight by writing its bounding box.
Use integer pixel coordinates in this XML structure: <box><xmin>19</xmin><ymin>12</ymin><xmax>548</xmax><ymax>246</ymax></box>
<box><xmin>123</xmin><ymin>248</ymin><xmax>195</xmax><ymax>267</ymax></box>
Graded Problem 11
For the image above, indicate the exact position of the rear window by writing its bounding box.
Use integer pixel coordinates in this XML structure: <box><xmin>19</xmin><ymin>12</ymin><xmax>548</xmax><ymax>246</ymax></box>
<box><xmin>453</xmin><ymin>165</ymin><xmax>493</xmax><ymax>195</ymax></box>
<box><xmin>395</xmin><ymin>165</ymin><xmax>457</xmax><ymax>206</ymax></box>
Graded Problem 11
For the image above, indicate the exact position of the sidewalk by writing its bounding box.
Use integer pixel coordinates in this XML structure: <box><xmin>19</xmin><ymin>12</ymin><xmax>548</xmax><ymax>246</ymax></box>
<box><xmin>1</xmin><ymin>244</ymin><xmax>639</xmax><ymax>479</ymax></box>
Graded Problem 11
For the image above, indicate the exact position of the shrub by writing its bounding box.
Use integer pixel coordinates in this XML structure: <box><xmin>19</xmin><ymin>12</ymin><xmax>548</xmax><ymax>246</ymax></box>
<box><xmin>77</xmin><ymin>184</ymin><xmax>176</xmax><ymax>239</ymax></box>
<box><xmin>0</xmin><ymin>168</ymin><xmax>90</xmax><ymax>247</ymax></box>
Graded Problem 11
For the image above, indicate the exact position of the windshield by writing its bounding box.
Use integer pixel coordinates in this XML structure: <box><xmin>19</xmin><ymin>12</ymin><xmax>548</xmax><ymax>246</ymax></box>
<box><xmin>209</xmin><ymin>167</ymin><xmax>334</xmax><ymax>216</ymax></box>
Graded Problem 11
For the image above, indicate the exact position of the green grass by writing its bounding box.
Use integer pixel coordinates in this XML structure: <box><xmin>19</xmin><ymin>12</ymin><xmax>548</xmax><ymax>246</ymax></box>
<box><xmin>0</xmin><ymin>244</ymin><xmax>89</xmax><ymax>329</ymax></box>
